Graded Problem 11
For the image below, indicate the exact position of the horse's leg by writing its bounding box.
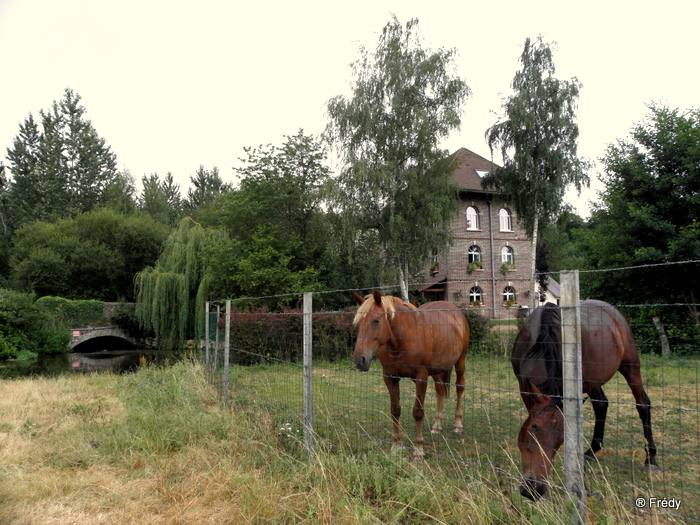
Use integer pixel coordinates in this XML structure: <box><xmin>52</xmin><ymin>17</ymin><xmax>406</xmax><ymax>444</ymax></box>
<box><xmin>453</xmin><ymin>354</ymin><xmax>466</xmax><ymax>434</ymax></box>
<box><xmin>585</xmin><ymin>386</ymin><xmax>608</xmax><ymax>460</ymax></box>
<box><xmin>619</xmin><ymin>362</ymin><xmax>659</xmax><ymax>470</ymax></box>
<box><xmin>384</xmin><ymin>375</ymin><xmax>403</xmax><ymax>454</ymax></box>
<box><xmin>411</xmin><ymin>374</ymin><xmax>429</xmax><ymax>460</ymax></box>
<box><xmin>430</xmin><ymin>372</ymin><xmax>448</xmax><ymax>434</ymax></box>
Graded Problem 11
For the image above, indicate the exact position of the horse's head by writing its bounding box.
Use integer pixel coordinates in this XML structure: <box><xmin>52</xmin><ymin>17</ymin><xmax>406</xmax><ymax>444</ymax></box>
<box><xmin>351</xmin><ymin>289</ymin><xmax>396</xmax><ymax>371</ymax></box>
<box><xmin>518</xmin><ymin>383</ymin><xmax>564</xmax><ymax>500</ymax></box>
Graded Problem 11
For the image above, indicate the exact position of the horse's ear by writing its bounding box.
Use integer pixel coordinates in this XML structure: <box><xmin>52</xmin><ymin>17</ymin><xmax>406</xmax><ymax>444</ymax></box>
<box><xmin>372</xmin><ymin>288</ymin><xmax>382</xmax><ymax>306</ymax></box>
<box><xmin>352</xmin><ymin>291</ymin><xmax>365</xmax><ymax>306</ymax></box>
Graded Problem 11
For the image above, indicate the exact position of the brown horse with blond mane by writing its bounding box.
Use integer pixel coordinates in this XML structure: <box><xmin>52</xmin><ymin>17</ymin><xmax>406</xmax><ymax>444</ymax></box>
<box><xmin>352</xmin><ymin>289</ymin><xmax>470</xmax><ymax>460</ymax></box>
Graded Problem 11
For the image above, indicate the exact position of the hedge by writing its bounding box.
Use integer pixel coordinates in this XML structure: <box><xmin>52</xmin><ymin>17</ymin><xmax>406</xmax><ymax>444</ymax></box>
<box><xmin>35</xmin><ymin>296</ymin><xmax>107</xmax><ymax>327</ymax></box>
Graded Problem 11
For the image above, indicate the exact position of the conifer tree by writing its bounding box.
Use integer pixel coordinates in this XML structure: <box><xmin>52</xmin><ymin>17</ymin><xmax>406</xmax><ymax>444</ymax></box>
<box><xmin>5</xmin><ymin>88</ymin><xmax>118</xmax><ymax>228</ymax></box>
<box><xmin>139</xmin><ymin>172</ymin><xmax>183</xmax><ymax>227</ymax></box>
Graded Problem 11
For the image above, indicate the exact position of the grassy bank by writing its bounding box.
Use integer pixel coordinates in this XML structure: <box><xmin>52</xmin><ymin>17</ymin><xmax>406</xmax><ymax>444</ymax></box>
<box><xmin>0</xmin><ymin>362</ymin><xmax>689</xmax><ymax>524</ymax></box>
<box><xmin>231</xmin><ymin>354</ymin><xmax>699</xmax><ymax>522</ymax></box>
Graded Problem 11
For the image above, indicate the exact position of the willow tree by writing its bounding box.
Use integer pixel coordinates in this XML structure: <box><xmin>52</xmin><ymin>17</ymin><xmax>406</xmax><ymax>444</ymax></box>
<box><xmin>326</xmin><ymin>16</ymin><xmax>469</xmax><ymax>300</ymax></box>
<box><xmin>484</xmin><ymin>36</ymin><xmax>588</xmax><ymax>308</ymax></box>
<box><xmin>135</xmin><ymin>217</ymin><xmax>215</xmax><ymax>349</ymax></box>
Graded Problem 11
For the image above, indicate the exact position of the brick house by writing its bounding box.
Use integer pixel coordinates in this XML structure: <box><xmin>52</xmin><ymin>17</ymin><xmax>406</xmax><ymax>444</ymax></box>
<box><xmin>420</xmin><ymin>147</ymin><xmax>540</xmax><ymax>318</ymax></box>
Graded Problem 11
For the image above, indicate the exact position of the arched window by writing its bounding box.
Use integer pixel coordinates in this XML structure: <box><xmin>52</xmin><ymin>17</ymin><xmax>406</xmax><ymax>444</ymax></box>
<box><xmin>468</xmin><ymin>245</ymin><xmax>481</xmax><ymax>263</ymax></box>
<box><xmin>466</xmin><ymin>206</ymin><xmax>480</xmax><ymax>230</ymax></box>
<box><xmin>469</xmin><ymin>286</ymin><xmax>483</xmax><ymax>304</ymax></box>
<box><xmin>501</xmin><ymin>246</ymin><xmax>514</xmax><ymax>264</ymax></box>
<box><xmin>499</xmin><ymin>208</ymin><xmax>512</xmax><ymax>231</ymax></box>
<box><xmin>503</xmin><ymin>286</ymin><xmax>516</xmax><ymax>304</ymax></box>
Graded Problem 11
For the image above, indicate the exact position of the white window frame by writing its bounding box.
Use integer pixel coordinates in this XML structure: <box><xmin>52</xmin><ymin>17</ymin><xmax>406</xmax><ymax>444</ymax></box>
<box><xmin>501</xmin><ymin>246</ymin><xmax>514</xmax><ymax>264</ymax></box>
<box><xmin>466</xmin><ymin>206</ymin><xmax>480</xmax><ymax>230</ymax></box>
<box><xmin>499</xmin><ymin>208</ymin><xmax>512</xmax><ymax>231</ymax></box>
<box><xmin>503</xmin><ymin>286</ymin><xmax>516</xmax><ymax>303</ymax></box>
<box><xmin>469</xmin><ymin>286</ymin><xmax>483</xmax><ymax>304</ymax></box>
<box><xmin>468</xmin><ymin>245</ymin><xmax>481</xmax><ymax>263</ymax></box>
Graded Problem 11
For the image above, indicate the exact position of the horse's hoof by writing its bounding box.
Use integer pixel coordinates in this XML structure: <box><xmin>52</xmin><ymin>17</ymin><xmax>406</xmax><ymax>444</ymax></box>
<box><xmin>452</xmin><ymin>427</ymin><xmax>463</xmax><ymax>435</ymax></box>
<box><xmin>430</xmin><ymin>428</ymin><xmax>442</xmax><ymax>434</ymax></box>
<box><xmin>644</xmin><ymin>463</ymin><xmax>660</xmax><ymax>472</ymax></box>
<box><xmin>411</xmin><ymin>453</ymin><xmax>425</xmax><ymax>462</ymax></box>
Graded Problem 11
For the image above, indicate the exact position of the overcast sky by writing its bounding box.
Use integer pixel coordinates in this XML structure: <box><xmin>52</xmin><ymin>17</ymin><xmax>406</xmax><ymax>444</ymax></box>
<box><xmin>1</xmin><ymin>0</ymin><xmax>698</xmax><ymax>216</ymax></box>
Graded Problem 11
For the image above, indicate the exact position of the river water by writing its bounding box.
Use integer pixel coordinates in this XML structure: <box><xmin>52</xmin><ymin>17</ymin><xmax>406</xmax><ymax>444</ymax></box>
<box><xmin>0</xmin><ymin>349</ymin><xmax>179</xmax><ymax>379</ymax></box>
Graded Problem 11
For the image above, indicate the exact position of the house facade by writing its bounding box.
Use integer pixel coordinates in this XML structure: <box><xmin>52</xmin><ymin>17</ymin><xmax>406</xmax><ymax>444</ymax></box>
<box><xmin>420</xmin><ymin>147</ymin><xmax>538</xmax><ymax>318</ymax></box>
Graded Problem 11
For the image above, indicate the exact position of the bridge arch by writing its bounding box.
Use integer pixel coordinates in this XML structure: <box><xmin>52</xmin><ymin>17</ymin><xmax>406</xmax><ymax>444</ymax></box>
<box><xmin>69</xmin><ymin>327</ymin><xmax>138</xmax><ymax>352</ymax></box>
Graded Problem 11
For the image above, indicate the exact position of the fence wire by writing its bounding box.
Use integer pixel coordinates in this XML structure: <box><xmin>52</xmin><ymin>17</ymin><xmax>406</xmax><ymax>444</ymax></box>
<box><xmin>203</xmin><ymin>283</ymin><xmax>699</xmax><ymax>523</ymax></box>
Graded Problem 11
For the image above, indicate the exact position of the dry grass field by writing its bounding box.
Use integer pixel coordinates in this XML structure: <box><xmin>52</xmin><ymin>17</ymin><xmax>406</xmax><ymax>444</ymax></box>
<box><xmin>0</xmin><ymin>357</ymin><xmax>696</xmax><ymax>524</ymax></box>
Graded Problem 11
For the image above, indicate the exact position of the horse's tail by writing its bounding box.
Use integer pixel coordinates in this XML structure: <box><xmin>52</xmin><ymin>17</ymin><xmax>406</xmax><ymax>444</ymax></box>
<box><xmin>463</xmin><ymin>313</ymin><xmax>471</xmax><ymax>357</ymax></box>
<box><xmin>440</xmin><ymin>368</ymin><xmax>453</xmax><ymax>398</ymax></box>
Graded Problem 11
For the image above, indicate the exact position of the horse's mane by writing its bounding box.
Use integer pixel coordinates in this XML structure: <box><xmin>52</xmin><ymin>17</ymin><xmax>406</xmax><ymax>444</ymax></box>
<box><xmin>524</xmin><ymin>303</ymin><xmax>563</xmax><ymax>400</ymax></box>
<box><xmin>352</xmin><ymin>294</ymin><xmax>417</xmax><ymax>326</ymax></box>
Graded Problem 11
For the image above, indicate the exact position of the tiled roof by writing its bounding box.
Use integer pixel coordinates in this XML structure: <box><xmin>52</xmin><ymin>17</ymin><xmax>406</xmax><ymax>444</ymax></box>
<box><xmin>544</xmin><ymin>277</ymin><xmax>561</xmax><ymax>297</ymax></box>
<box><xmin>451</xmin><ymin>147</ymin><xmax>500</xmax><ymax>193</ymax></box>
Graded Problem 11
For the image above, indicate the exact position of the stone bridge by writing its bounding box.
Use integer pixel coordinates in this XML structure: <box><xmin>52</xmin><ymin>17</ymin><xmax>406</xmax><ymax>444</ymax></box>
<box><xmin>69</xmin><ymin>326</ymin><xmax>138</xmax><ymax>352</ymax></box>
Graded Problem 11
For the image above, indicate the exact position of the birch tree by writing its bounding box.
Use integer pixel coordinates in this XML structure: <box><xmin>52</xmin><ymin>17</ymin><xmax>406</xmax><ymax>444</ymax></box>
<box><xmin>484</xmin><ymin>36</ymin><xmax>588</xmax><ymax>308</ymax></box>
<box><xmin>326</xmin><ymin>17</ymin><xmax>469</xmax><ymax>299</ymax></box>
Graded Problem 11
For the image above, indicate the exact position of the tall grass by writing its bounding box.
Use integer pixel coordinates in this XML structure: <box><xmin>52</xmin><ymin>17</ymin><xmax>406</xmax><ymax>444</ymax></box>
<box><xmin>0</xmin><ymin>362</ymin><xmax>690</xmax><ymax>524</ymax></box>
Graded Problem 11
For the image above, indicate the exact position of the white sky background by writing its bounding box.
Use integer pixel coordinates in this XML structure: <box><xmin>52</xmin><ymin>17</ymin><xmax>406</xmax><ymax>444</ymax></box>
<box><xmin>1</xmin><ymin>0</ymin><xmax>698</xmax><ymax>217</ymax></box>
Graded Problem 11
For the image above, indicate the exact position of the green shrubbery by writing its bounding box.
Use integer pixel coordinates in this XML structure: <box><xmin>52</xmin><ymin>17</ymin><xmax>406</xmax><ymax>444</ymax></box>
<box><xmin>110</xmin><ymin>303</ymin><xmax>151</xmax><ymax>339</ymax></box>
<box><xmin>621</xmin><ymin>305</ymin><xmax>700</xmax><ymax>356</ymax></box>
<box><xmin>9</xmin><ymin>208</ymin><xmax>170</xmax><ymax>302</ymax></box>
<box><xmin>223</xmin><ymin>308</ymin><xmax>356</xmax><ymax>365</ymax></box>
<box><xmin>221</xmin><ymin>307</ymin><xmax>501</xmax><ymax>364</ymax></box>
<box><xmin>0</xmin><ymin>289</ymin><xmax>70</xmax><ymax>359</ymax></box>
<box><xmin>463</xmin><ymin>309</ymin><xmax>490</xmax><ymax>353</ymax></box>
<box><xmin>35</xmin><ymin>296</ymin><xmax>107</xmax><ymax>327</ymax></box>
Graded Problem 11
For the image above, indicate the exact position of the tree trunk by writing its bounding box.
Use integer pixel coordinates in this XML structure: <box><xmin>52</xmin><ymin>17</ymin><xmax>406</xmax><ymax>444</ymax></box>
<box><xmin>529</xmin><ymin>217</ymin><xmax>539</xmax><ymax>310</ymax></box>
<box><xmin>398</xmin><ymin>262</ymin><xmax>409</xmax><ymax>302</ymax></box>
<box><xmin>652</xmin><ymin>316</ymin><xmax>671</xmax><ymax>358</ymax></box>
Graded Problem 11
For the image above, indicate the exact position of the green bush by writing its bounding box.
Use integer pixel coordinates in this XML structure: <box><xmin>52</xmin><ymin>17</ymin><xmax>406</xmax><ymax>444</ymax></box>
<box><xmin>221</xmin><ymin>307</ymin><xmax>497</xmax><ymax>364</ymax></box>
<box><xmin>621</xmin><ymin>305</ymin><xmax>700</xmax><ymax>355</ymax></box>
<box><xmin>312</xmin><ymin>310</ymin><xmax>356</xmax><ymax>361</ymax></box>
<box><xmin>9</xmin><ymin>209</ymin><xmax>170</xmax><ymax>302</ymax></box>
<box><xmin>35</xmin><ymin>296</ymin><xmax>106</xmax><ymax>327</ymax></box>
<box><xmin>220</xmin><ymin>308</ymin><xmax>356</xmax><ymax>365</ymax></box>
<box><xmin>0</xmin><ymin>331</ymin><xmax>22</xmax><ymax>359</ymax></box>
<box><xmin>463</xmin><ymin>309</ymin><xmax>490</xmax><ymax>353</ymax></box>
<box><xmin>35</xmin><ymin>324</ymin><xmax>71</xmax><ymax>355</ymax></box>
<box><xmin>0</xmin><ymin>289</ymin><xmax>70</xmax><ymax>358</ymax></box>
<box><xmin>223</xmin><ymin>309</ymin><xmax>303</xmax><ymax>365</ymax></box>
<box><xmin>111</xmin><ymin>303</ymin><xmax>150</xmax><ymax>339</ymax></box>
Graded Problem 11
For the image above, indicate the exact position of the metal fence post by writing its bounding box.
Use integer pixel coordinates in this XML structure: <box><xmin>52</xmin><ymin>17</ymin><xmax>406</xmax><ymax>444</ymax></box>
<box><xmin>223</xmin><ymin>299</ymin><xmax>231</xmax><ymax>408</ymax></box>
<box><xmin>204</xmin><ymin>301</ymin><xmax>210</xmax><ymax>372</ymax></box>
<box><xmin>214</xmin><ymin>303</ymin><xmax>220</xmax><ymax>371</ymax></box>
<box><xmin>560</xmin><ymin>270</ymin><xmax>586</xmax><ymax>523</ymax></box>
<box><xmin>303</xmin><ymin>291</ymin><xmax>314</xmax><ymax>459</ymax></box>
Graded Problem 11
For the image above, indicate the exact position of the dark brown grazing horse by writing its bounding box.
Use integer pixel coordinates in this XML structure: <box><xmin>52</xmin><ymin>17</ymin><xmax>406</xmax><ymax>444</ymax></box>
<box><xmin>352</xmin><ymin>289</ymin><xmax>470</xmax><ymax>460</ymax></box>
<box><xmin>512</xmin><ymin>301</ymin><xmax>658</xmax><ymax>500</ymax></box>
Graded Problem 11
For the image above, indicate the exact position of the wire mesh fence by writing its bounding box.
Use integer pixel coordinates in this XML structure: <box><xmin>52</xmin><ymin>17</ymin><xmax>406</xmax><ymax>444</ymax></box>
<box><xmin>202</xmin><ymin>277</ymin><xmax>699</xmax><ymax>523</ymax></box>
